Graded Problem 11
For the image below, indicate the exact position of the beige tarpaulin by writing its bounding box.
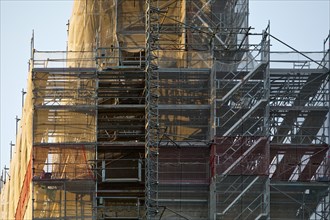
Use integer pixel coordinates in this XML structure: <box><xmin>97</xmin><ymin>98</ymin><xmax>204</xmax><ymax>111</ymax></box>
<box><xmin>0</xmin><ymin>1</ymin><xmax>217</xmax><ymax>218</ymax></box>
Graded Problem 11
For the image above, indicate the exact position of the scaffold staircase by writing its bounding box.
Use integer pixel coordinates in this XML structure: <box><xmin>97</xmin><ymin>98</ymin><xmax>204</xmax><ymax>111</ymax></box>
<box><xmin>187</xmin><ymin>0</ymin><xmax>249</xmax><ymax>57</ymax></box>
<box><xmin>211</xmin><ymin>26</ymin><xmax>270</xmax><ymax>219</ymax></box>
<box><xmin>216</xmin><ymin>176</ymin><xmax>260</xmax><ymax>218</ymax></box>
<box><xmin>216</xmin><ymin>61</ymin><xmax>268</xmax><ymax>136</ymax></box>
<box><xmin>270</xmin><ymin>69</ymin><xmax>329</xmax><ymax>145</ymax></box>
<box><xmin>221</xmin><ymin>138</ymin><xmax>264</xmax><ymax>176</ymax></box>
<box><xmin>268</xmin><ymin>57</ymin><xmax>330</xmax><ymax>219</ymax></box>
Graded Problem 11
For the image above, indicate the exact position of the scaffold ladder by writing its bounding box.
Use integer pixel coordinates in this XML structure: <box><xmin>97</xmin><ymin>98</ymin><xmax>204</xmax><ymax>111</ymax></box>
<box><xmin>145</xmin><ymin>0</ymin><xmax>160</xmax><ymax>218</ymax></box>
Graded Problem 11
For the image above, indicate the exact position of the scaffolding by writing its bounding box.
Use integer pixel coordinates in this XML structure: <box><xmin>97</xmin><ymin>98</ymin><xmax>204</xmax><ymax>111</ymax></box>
<box><xmin>268</xmin><ymin>34</ymin><xmax>330</xmax><ymax>219</ymax></box>
<box><xmin>145</xmin><ymin>0</ymin><xmax>161</xmax><ymax>218</ymax></box>
<box><xmin>1</xmin><ymin>0</ymin><xmax>330</xmax><ymax>220</ymax></box>
<box><xmin>31</xmin><ymin>64</ymin><xmax>96</xmax><ymax>219</ymax></box>
<box><xmin>95</xmin><ymin>50</ymin><xmax>146</xmax><ymax>219</ymax></box>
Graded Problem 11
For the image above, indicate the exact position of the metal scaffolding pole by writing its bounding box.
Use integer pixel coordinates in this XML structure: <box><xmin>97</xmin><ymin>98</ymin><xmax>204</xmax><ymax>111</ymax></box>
<box><xmin>145</xmin><ymin>0</ymin><xmax>160</xmax><ymax>218</ymax></box>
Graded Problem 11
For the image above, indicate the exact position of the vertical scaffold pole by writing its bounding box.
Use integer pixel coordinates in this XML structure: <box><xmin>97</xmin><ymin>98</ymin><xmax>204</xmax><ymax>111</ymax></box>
<box><xmin>145</xmin><ymin>0</ymin><xmax>160</xmax><ymax>219</ymax></box>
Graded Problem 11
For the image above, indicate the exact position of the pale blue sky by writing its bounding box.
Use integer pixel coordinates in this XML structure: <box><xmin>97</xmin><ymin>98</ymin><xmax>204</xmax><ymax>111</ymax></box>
<box><xmin>0</xmin><ymin>0</ymin><xmax>329</xmax><ymax>170</ymax></box>
<box><xmin>0</xmin><ymin>0</ymin><xmax>74</xmax><ymax>170</ymax></box>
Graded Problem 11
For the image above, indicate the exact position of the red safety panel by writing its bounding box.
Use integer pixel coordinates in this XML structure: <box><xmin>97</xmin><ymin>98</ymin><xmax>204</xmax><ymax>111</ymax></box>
<box><xmin>15</xmin><ymin>153</ymin><xmax>32</xmax><ymax>220</ymax></box>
